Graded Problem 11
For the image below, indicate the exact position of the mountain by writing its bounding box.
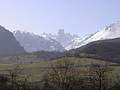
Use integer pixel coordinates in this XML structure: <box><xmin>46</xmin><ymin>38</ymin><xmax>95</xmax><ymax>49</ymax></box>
<box><xmin>68</xmin><ymin>38</ymin><xmax>120</xmax><ymax>63</ymax></box>
<box><xmin>13</xmin><ymin>31</ymin><xmax>65</xmax><ymax>52</ymax></box>
<box><xmin>41</xmin><ymin>29</ymin><xmax>81</xmax><ymax>48</ymax></box>
<box><xmin>65</xmin><ymin>38</ymin><xmax>82</xmax><ymax>50</ymax></box>
<box><xmin>0</xmin><ymin>26</ymin><xmax>25</xmax><ymax>56</ymax></box>
<box><xmin>65</xmin><ymin>34</ymin><xmax>94</xmax><ymax>50</ymax></box>
<box><xmin>13</xmin><ymin>22</ymin><xmax>120</xmax><ymax>52</ymax></box>
<box><xmin>66</xmin><ymin>22</ymin><xmax>120</xmax><ymax>50</ymax></box>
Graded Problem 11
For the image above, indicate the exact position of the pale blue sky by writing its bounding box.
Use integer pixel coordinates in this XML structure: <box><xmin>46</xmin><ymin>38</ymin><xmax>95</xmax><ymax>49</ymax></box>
<box><xmin>0</xmin><ymin>0</ymin><xmax>120</xmax><ymax>36</ymax></box>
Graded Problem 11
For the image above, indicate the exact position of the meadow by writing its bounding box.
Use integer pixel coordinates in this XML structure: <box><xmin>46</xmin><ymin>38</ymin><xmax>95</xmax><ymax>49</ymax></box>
<box><xmin>0</xmin><ymin>57</ymin><xmax>119</xmax><ymax>82</ymax></box>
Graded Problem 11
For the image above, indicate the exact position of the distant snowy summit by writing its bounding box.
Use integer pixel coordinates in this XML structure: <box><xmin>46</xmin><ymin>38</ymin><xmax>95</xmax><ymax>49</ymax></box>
<box><xmin>66</xmin><ymin>22</ymin><xmax>120</xmax><ymax>50</ymax></box>
<box><xmin>65</xmin><ymin>34</ymin><xmax>94</xmax><ymax>50</ymax></box>
<box><xmin>41</xmin><ymin>29</ymin><xmax>81</xmax><ymax>48</ymax></box>
<box><xmin>13</xmin><ymin>22</ymin><xmax>120</xmax><ymax>52</ymax></box>
<box><xmin>13</xmin><ymin>29</ymin><xmax>80</xmax><ymax>52</ymax></box>
<box><xmin>13</xmin><ymin>31</ymin><xmax>65</xmax><ymax>52</ymax></box>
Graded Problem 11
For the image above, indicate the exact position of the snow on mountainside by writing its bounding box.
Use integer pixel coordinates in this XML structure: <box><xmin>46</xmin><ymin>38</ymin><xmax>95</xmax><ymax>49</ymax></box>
<box><xmin>65</xmin><ymin>38</ymin><xmax>82</xmax><ymax>50</ymax></box>
<box><xmin>13</xmin><ymin>31</ymin><xmax>65</xmax><ymax>52</ymax></box>
<box><xmin>65</xmin><ymin>34</ymin><xmax>94</xmax><ymax>50</ymax></box>
<box><xmin>41</xmin><ymin>29</ymin><xmax>81</xmax><ymax>48</ymax></box>
<box><xmin>13</xmin><ymin>22</ymin><xmax>120</xmax><ymax>51</ymax></box>
<box><xmin>66</xmin><ymin>22</ymin><xmax>120</xmax><ymax>50</ymax></box>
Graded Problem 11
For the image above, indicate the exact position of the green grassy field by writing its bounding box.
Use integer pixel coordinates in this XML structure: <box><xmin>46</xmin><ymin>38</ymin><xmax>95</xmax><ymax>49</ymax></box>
<box><xmin>0</xmin><ymin>57</ymin><xmax>119</xmax><ymax>81</ymax></box>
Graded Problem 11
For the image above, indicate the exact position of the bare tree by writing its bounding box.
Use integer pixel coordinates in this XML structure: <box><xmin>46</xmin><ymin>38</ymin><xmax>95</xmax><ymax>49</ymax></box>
<box><xmin>42</xmin><ymin>58</ymin><xmax>84</xmax><ymax>90</ymax></box>
<box><xmin>8</xmin><ymin>65</ymin><xmax>31</xmax><ymax>90</ymax></box>
<box><xmin>89</xmin><ymin>64</ymin><xmax>112</xmax><ymax>90</ymax></box>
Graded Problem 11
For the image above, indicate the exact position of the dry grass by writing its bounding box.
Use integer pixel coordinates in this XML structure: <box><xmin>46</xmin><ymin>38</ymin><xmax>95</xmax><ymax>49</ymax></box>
<box><xmin>0</xmin><ymin>57</ymin><xmax>119</xmax><ymax>81</ymax></box>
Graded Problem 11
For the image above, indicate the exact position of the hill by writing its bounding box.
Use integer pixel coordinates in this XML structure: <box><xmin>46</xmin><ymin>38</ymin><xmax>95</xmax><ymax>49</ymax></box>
<box><xmin>0</xmin><ymin>51</ymin><xmax>65</xmax><ymax>64</ymax></box>
<box><xmin>68</xmin><ymin>38</ymin><xmax>120</xmax><ymax>63</ymax></box>
<box><xmin>0</xmin><ymin>26</ymin><xmax>25</xmax><ymax>56</ymax></box>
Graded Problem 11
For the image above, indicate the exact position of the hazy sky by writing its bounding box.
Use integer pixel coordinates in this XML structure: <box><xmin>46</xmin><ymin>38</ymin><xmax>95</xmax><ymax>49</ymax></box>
<box><xmin>0</xmin><ymin>0</ymin><xmax>120</xmax><ymax>36</ymax></box>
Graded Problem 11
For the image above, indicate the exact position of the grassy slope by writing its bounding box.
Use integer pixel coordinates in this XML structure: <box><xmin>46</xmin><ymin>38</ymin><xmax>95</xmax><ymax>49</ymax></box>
<box><xmin>0</xmin><ymin>57</ymin><xmax>119</xmax><ymax>81</ymax></box>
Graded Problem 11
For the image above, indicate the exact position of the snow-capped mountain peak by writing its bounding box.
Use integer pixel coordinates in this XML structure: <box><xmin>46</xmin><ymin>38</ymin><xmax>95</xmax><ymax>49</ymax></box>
<box><xmin>13</xmin><ymin>22</ymin><xmax>120</xmax><ymax>51</ymax></box>
<box><xmin>65</xmin><ymin>37</ymin><xmax>82</xmax><ymax>50</ymax></box>
<box><xmin>66</xmin><ymin>22</ymin><xmax>120</xmax><ymax>50</ymax></box>
<box><xmin>90</xmin><ymin>22</ymin><xmax>120</xmax><ymax>40</ymax></box>
<box><xmin>13</xmin><ymin>30</ymin><xmax>65</xmax><ymax>52</ymax></box>
<box><xmin>41</xmin><ymin>29</ymin><xmax>81</xmax><ymax>48</ymax></box>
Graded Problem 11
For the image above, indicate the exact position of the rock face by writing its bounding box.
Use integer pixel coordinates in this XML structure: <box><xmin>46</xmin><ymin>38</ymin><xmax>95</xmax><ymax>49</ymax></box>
<box><xmin>0</xmin><ymin>26</ymin><xmax>25</xmax><ymax>55</ymax></box>
<box><xmin>42</xmin><ymin>29</ymin><xmax>81</xmax><ymax>49</ymax></box>
<box><xmin>13</xmin><ymin>31</ymin><xmax>65</xmax><ymax>52</ymax></box>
